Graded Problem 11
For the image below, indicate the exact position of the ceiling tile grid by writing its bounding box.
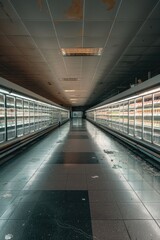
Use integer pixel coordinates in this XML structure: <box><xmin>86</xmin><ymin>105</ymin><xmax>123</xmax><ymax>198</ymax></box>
<box><xmin>0</xmin><ymin>0</ymin><xmax>160</xmax><ymax>107</ymax></box>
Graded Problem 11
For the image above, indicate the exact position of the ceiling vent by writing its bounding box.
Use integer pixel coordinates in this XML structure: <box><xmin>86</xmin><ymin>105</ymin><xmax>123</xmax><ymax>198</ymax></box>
<box><xmin>61</xmin><ymin>48</ymin><xmax>103</xmax><ymax>56</ymax></box>
<box><xmin>63</xmin><ymin>78</ymin><xmax>78</xmax><ymax>81</ymax></box>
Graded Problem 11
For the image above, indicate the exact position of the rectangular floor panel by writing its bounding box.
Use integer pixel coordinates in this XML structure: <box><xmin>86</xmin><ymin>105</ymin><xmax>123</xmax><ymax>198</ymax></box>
<box><xmin>46</xmin><ymin>152</ymin><xmax>99</xmax><ymax>164</ymax></box>
<box><xmin>0</xmin><ymin>190</ymin><xmax>93</xmax><ymax>240</ymax></box>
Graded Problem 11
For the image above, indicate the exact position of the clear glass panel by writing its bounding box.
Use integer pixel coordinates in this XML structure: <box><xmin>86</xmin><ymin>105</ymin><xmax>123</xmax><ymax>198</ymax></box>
<box><xmin>34</xmin><ymin>104</ymin><xmax>39</xmax><ymax>131</ymax></box>
<box><xmin>135</xmin><ymin>97</ymin><xmax>142</xmax><ymax>139</ymax></box>
<box><xmin>143</xmin><ymin>94</ymin><xmax>152</xmax><ymax>142</ymax></box>
<box><xmin>153</xmin><ymin>91</ymin><xmax>160</xmax><ymax>146</ymax></box>
<box><xmin>6</xmin><ymin>96</ymin><xmax>16</xmax><ymax>140</ymax></box>
<box><xmin>108</xmin><ymin>106</ymin><xmax>112</xmax><ymax>127</ymax></box>
<box><xmin>112</xmin><ymin>104</ymin><xmax>120</xmax><ymax>130</ymax></box>
<box><xmin>123</xmin><ymin>101</ymin><xmax>128</xmax><ymax>134</ymax></box>
<box><xmin>129</xmin><ymin>100</ymin><xmax>135</xmax><ymax>136</ymax></box>
<box><xmin>24</xmin><ymin>100</ymin><xmax>29</xmax><ymax>134</ymax></box>
<box><xmin>119</xmin><ymin>104</ymin><xmax>123</xmax><ymax>132</ymax></box>
<box><xmin>0</xmin><ymin>94</ymin><xmax>5</xmax><ymax>143</ymax></box>
<box><xmin>29</xmin><ymin>102</ymin><xmax>34</xmax><ymax>132</ymax></box>
<box><xmin>38</xmin><ymin>105</ymin><xmax>42</xmax><ymax>129</ymax></box>
<box><xmin>16</xmin><ymin>98</ymin><xmax>23</xmax><ymax>137</ymax></box>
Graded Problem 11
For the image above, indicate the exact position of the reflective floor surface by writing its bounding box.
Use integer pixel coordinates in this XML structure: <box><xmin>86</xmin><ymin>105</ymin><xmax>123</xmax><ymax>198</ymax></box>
<box><xmin>0</xmin><ymin>119</ymin><xmax>160</xmax><ymax>239</ymax></box>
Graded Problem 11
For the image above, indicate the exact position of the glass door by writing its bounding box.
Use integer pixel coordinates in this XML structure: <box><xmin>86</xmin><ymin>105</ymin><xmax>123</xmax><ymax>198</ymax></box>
<box><xmin>0</xmin><ymin>94</ymin><xmax>6</xmax><ymax>142</ymax></box>
<box><xmin>143</xmin><ymin>94</ymin><xmax>153</xmax><ymax>142</ymax></box>
<box><xmin>153</xmin><ymin>91</ymin><xmax>160</xmax><ymax>146</ymax></box>
<box><xmin>6</xmin><ymin>96</ymin><xmax>16</xmax><ymax>140</ymax></box>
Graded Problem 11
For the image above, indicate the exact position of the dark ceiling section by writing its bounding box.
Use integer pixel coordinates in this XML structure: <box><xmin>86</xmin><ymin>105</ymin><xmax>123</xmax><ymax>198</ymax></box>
<box><xmin>0</xmin><ymin>0</ymin><xmax>160</xmax><ymax>107</ymax></box>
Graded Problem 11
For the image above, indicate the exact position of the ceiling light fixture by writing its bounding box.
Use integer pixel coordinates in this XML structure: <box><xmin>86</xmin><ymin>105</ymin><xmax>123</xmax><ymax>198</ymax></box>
<box><xmin>70</xmin><ymin>98</ymin><xmax>77</xmax><ymax>101</ymax></box>
<box><xmin>61</xmin><ymin>48</ymin><xmax>103</xmax><ymax>56</ymax></box>
<box><xmin>64</xmin><ymin>90</ymin><xmax>75</xmax><ymax>92</ymax></box>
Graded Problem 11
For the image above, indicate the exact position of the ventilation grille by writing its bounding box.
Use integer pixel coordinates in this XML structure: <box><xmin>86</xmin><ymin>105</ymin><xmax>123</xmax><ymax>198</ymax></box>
<box><xmin>61</xmin><ymin>48</ymin><xmax>103</xmax><ymax>56</ymax></box>
<box><xmin>63</xmin><ymin>78</ymin><xmax>78</xmax><ymax>81</ymax></box>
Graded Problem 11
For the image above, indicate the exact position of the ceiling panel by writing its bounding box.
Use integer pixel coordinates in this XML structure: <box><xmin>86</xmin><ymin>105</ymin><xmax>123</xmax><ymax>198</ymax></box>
<box><xmin>47</xmin><ymin>0</ymin><xmax>74</xmax><ymax>21</ymax></box>
<box><xmin>11</xmin><ymin>0</ymin><xmax>50</xmax><ymax>21</ymax></box>
<box><xmin>7</xmin><ymin>36</ymin><xmax>35</xmax><ymax>48</ymax></box>
<box><xmin>138</xmin><ymin>19</ymin><xmax>160</xmax><ymax>35</ymax></box>
<box><xmin>0</xmin><ymin>0</ymin><xmax>19</xmax><ymax>20</ymax></box>
<box><xmin>85</xmin><ymin>0</ymin><xmax>120</xmax><ymax>21</ymax></box>
<box><xmin>55</xmin><ymin>21</ymin><xmax>82</xmax><ymax>38</ymax></box>
<box><xmin>118</xmin><ymin>0</ymin><xmax>159</xmax><ymax>20</ymax></box>
<box><xmin>33</xmin><ymin>37</ymin><xmax>59</xmax><ymax>49</ymax></box>
<box><xmin>0</xmin><ymin>0</ymin><xmax>160</xmax><ymax>107</ymax></box>
<box><xmin>83</xmin><ymin>37</ymin><xmax>106</xmax><ymax>48</ymax></box>
<box><xmin>58</xmin><ymin>37</ymin><xmax>82</xmax><ymax>48</ymax></box>
<box><xmin>84</xmin><ymin>21</ymin><xmax>112</xmax><ymax>38</ymax></box>
<box><xmin>24</xmin><ymin>21</ymin><xmax>55</xmax><ymax>37</ymax></box>
<box><xmin>0</xmin><ymin>20</ymin><xmax>27</xmax><ymax>35</ymax></box>
<box><xmin>0</xmin><ymin>35</ymin><xmax>14</xmax><ymax>46</ymax></box>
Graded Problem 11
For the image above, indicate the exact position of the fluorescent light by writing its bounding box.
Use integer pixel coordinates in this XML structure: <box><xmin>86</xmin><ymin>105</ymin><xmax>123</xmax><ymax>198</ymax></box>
<box><xmin>61</xmin><ymin>48</ymin><xmax>103</xmax><ymax>56</ymax></box>
<box><xmin>64</xmin><ymin>90</ymin><xmax>75</xmax><ymax>92</ymax></box>
<box><xmin>0</xmin><ymin>88</ymin><xmax>10</xmax><ymax>94</ymax></box>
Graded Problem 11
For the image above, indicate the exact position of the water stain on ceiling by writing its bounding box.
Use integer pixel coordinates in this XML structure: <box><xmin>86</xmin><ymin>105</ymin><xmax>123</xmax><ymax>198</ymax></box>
<box><xmin>101</xmin><ymin>0</ymin><xmax>116</xmax><ymax>10</ymax></box>
<box><xmin>66</xmin><ymin>0</ymin><xmax>83</xmax><ymax>20</ymax></box>
<box><xmin>37</xmin><ymin>0</ymin><xmax>44</xmax><ymax>10</ymax></box>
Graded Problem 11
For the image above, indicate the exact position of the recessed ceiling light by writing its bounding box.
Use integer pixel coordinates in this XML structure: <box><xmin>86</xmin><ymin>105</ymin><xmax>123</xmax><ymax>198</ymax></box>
<box><xmin>70</xmin><ymin>98</ymin><xmax>77</xmax><ymax>100</ymax></box>
<box><xmin>61</xmin><ymin>48</ymin><xmax>103</xmax><ymax>56</ymax></box>
<box><xmin>64</xmin><ymin>90</ymin><xmax>75</xmax><ymax>92</ymax></box>
<box><xmin>62</xmin><ymin>78</ymin><xmax>78</xmax><ymax>81</ymax></box>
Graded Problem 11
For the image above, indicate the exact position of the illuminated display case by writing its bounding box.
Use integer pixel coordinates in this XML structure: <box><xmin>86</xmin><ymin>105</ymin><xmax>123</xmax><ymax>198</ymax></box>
<box><xmin>86</xmin><ymin>87</ymin><xmax>160</xmax><ymax>147</ymax></box>
<box><xmin>153</xmin><ymin>92</ymin><xmax>160</xmax><ymax>145</ymax></box>
<box><xmin>135</xmin><ymin>97</ymin><xmax>143</xmax><ymax>139</ymax></box>
<box><xmin>123</xmin><ymin>101</ymin><xmax>129</xmax><ymax>134</ymax></box>
<box><xmin>29</xmin><ymin>102</ymin><xmax>34</xmax><ymax>132</ymax></box>
<box><xmin>129</xmin><ymin>100</ymin><xmax>135</xmax><ymax>136</ymax></box>
<box><xmin>119</xmin><ymin>103</ymin><xmax>124</xmax><ymax>132</ymax></box>
<box><xmin>143</xmin><ymin>94</ymin><xmax>152</xmax><ymax>142</ymax></box>
<box><xmin>112</xmin><ymin>104</ymin><xmax>120</xmax><ymax>130</ymax></box>
<box><xmin>16</xmin><ymin>98</ymin><xmax>24</xmax><ymax>137</ymax></box>
<box><xmin>0</xmin><ymin>88</ymin><xmax>69</xmax><ymax>145</ymax></box>
<box><xmin>24</xmin><ymin>100</ymin><xmax>29</xmax><ymax>134</ymax></box>
<box><xmin>6</xmin><ymin>96</ymin><xmax>16</xmax><ymax>140</ymax></box>
<box><xmin>0</xmin><ymin>94</ymin><xmax>5</xmax><ymax>142</ymax></box>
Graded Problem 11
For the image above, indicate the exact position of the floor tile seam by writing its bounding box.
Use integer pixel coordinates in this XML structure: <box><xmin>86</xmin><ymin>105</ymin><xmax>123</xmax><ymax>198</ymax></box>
<box><xmin>24</xmin><ymin>144</ymin><xmax>57</xmax><ymax>183</ymax></box>
<box><xmin>121</xmin><ymin>167</ymin><xmax>160</xmax><ymax>194</ymax></box>
<box><xmin>115</xmin><ymin>196</ymin><xmax>155</xmax><ymax>225</ymax></box>
<box><xmin>91</xmin><ymin>216</ymin><xmax>154</xmax><ymax>220</ymax></box>
<box><xmin>120</xmin><ymin>173</ymin><xmax>159</xmax><ymax>220</ymax></box>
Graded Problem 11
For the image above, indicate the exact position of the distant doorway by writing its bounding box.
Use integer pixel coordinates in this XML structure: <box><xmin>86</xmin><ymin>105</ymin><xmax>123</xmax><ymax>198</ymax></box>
<box><xmin>72</xmin><ymin>111</ymin><xmax>83</xmax><ymax>118</ymax></box>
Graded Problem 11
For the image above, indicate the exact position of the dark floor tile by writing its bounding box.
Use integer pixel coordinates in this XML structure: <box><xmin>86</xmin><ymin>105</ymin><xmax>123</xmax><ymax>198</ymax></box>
<box><xmin>21</xmin><ymin>219</ymin><xmax>93</xmax><ymax>240</ymax></box>
<box><xmin>68</xmin><ymin>135</ymin><xmax>89</xmax><ymax>139</ymax></box>
<box><xmin>8</xmin><ymin>202</ymin><xmax>37</xmax><ymax>220</ymax></box>
<box><xmin>47</xmin><ymin>152</ymin><xmax>99</xmax><ymax>164</ymax></box>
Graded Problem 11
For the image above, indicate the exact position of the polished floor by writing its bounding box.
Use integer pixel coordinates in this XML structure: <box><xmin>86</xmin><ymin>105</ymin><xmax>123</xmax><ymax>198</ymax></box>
<box><xmin>0</xmin><ymin>119</ymin><xmax>160</xmax><ymax>240</ymax></box>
